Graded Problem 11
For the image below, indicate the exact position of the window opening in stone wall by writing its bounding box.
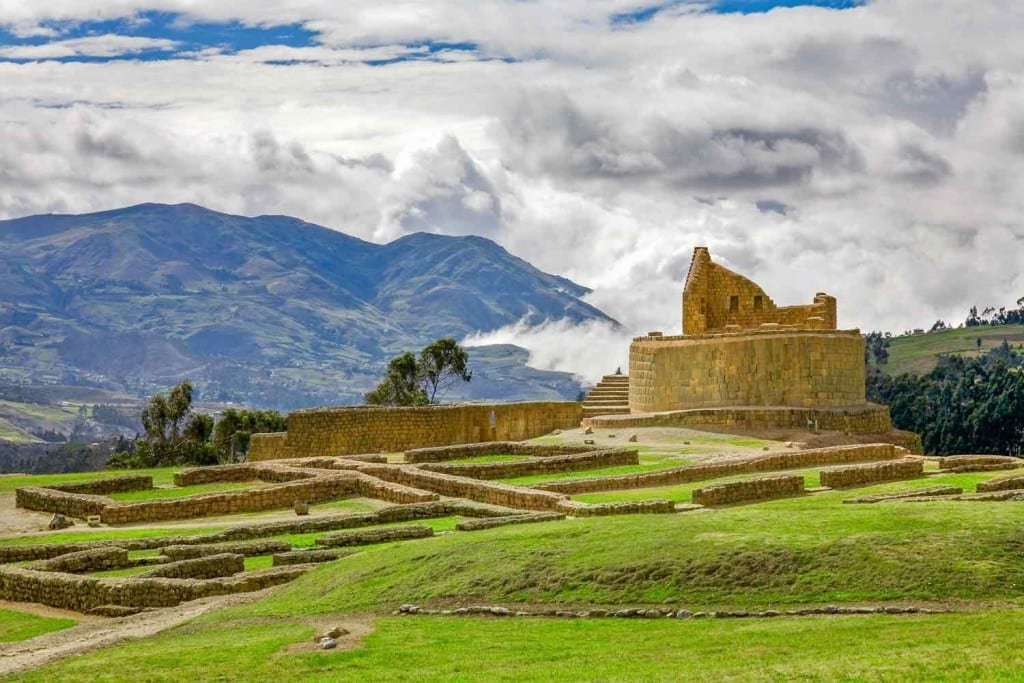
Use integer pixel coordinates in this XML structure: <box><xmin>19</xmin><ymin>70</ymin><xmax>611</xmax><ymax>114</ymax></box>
<box><xmin>753</xmin><ymin>295</ymin><xmax>763</xmax><ymax>312</ymax></box>
<box><xmin>729</xmin><ymin>295</ymin><xmax>739</xmax><ymax>313</ymax></box>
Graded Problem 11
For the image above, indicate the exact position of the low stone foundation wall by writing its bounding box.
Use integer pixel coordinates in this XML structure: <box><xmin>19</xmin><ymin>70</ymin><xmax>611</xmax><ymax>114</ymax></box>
<box><xmin>455</xmin><ymin>512</ymin><xmax>565</xmax><ymax>531</ymax></box>
<box><xmin>138</xmin><ymin>553</ymin><xmax>244</xmax><ymax>580</ymax></box>
<box><xmin>0</xmin><ymin>564</ymin><xmax>311</xmax><ymax>611</ymax></box>
<box><xmin>843</xmin><ymin>486</ymin><xmax>963</xmax><ymax>504</ymax></box>
<box><xmin>976</xmin><ymin>475</ymin><xmax>1024</xmax><ymax>493</ymax></box>
<box><xmin>272</xmin><ymin>549</ymin><xmax>357</xmax><ymax>566</ymax></box>
<box><xmin>557</xmin><ymin>500</ymin><xmax>678</xmax><ymax>516</ymax></box>
<box><xmin>692</xmin><ymin>475</ymin><xmax>804</xmax><ymax>506</ymax></box>
<box><xmin>587</xmin><ymin>404</ymin><xmax>892</xmax><ymax>434</ymax></box>
<box><xmin>419</xmin><ymin>448</ymin><xmax>638</xmax><ymax>480</ymax></box>
<box><xmin>819</xmin><ymin>457</ymin><xmax>924</xmax><ymax>489</ymax></box>
<box><xmin>536</xmin><ymin>444</ymin><xmax>903</xmax><ymax>495</ymax></box>
<box><xmin>160</xmin><ymin>540</ymin><xmax>291</xmax><ymax>560</ymax></box>
<box><xmin>30</xmin><ymin>547</ymin><xmax>129</xmax><ymax>574</ymax></box>
<box><xmin>99</xmin><ymin>474</ymin><xmax>362</xmax><ymax>524</ymax></box>
<box><xmin>317</xmin><ymin>525</ymin><xmax>434</xmax><ymax>547</ymax></box>
<box><xmin>15</xmin><ymin>486</ymin><xmax>111</xmax><ymax>519</ymax></box>
<box><xmin>51</xmin><ymin>476</ymin><xmax>153</xmax><ymax>495</ymax></box>
<box><xmin>358</xmin><ymin>464</ymin><xmax>568</xmax><ymax>511</ymax></box>
<box><xmin>405</xmin><ymin>442</ymin><xmax>592</xmax><ymax>464</ymax></box>
<box><xmin>938</xmin><ymin>455</ymin><xmax>1021</xmax><ymax>470</ymax></box>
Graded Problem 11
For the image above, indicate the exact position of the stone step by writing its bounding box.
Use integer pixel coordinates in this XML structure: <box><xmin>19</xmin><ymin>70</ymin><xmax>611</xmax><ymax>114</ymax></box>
<box><xmin>599</xmin><ymin>376</ymin><xmax>630</xmax><ymax>383</ymax></box>
<box><xmin>581</xmin><ymin>405</ymin><xmax>630</xmax><ymax>416</ymax></box>
<box><xmin>585</xmin><ymin>391</ymin><xmax>630</xmax><ymax>399</ymax></box>
<box><xmin>583</xmin><ymin>398</ymin><xmax>630</xmax><ymax>406</ymax></box>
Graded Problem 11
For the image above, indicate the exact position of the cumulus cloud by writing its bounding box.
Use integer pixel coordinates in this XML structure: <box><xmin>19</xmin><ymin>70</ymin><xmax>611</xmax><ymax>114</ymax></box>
<box><xmin>0</xmin><ymin>0</ymin><xmax>1023</xmax><ymax>383</ymax></box>
<box><xmin>0</xmin><ymin>34</ymin><xmax>178</xmax><ymax>59</ymax></box>
<box><xmin>463</xmin><ymin>318</ymin><xmax>633</xmax><ymax>384</ymax></box>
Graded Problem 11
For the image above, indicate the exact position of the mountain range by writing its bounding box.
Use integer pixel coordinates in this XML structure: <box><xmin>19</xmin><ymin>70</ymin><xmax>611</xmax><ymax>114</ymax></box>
<box><xmin>0</xmin><ymin>203</ymin><xmax>616</xmax><ymax>409</ymax></box>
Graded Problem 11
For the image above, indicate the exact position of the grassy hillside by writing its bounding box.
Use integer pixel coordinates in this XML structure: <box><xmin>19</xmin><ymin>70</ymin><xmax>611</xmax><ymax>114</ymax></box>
<box><xmin>883</xmin><ymin>324</ymin><xmax>1024</xmax><ymax>375</ymax></box>
<box><xmin>12</xmin><ymin>464</ymin><xmax>1024</xmax><ymax>681</ymax></box>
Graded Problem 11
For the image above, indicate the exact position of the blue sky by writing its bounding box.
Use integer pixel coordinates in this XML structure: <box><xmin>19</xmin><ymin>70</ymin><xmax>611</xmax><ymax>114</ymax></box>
<box><xmin>0</xmin><ymin>0</ymin><xmax>1019</xmax><ymax>354</ymax></box>
<box><xmin>0</xmin><ymin>2</ymin><xmax>864</xmax><ymax>63</ymax></box>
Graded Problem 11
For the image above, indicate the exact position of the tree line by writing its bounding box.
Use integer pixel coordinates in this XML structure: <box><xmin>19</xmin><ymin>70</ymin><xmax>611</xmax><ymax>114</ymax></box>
<box><xmin>109</xmin><ymin>381</ymin><xmax>285</xmax><ymax>468</ymax></box>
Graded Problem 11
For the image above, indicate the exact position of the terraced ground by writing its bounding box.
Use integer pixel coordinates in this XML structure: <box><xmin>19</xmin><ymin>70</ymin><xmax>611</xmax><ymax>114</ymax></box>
<box><xmin>2</xmin><ymin>426</ymin><xmax>1024</xmax><ymax>680</ymax></box>
<box><xmin>884</xmin><ymin>324</ymin><xmax>1024</xmax><ymax>375</ymax></box>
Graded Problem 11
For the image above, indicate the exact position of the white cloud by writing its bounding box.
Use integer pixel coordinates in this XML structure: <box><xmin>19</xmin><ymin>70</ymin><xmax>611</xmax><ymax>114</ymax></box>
<box><xmin>0</xmin><ymin>34</ymin><xmax>178</xmax><ymax>59</ymax></box>
<box><xmin>0</xmin><ymin>0</ymin><xmax>1021</xmax><ymax>380</ymax></box>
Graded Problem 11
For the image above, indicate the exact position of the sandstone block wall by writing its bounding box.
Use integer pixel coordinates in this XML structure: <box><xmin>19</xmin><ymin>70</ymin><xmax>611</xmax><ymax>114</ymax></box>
<box><xmin>317</xmin><ymin>525</ymin><xmax>434</xmax><ymax>547</ymax></box>
<box><xmin>0</xmin><ymin>564</ymin><xmax>309</xmax><ymax>611</ymax></box>
<box><xmin>51</xmin><ymin>476</ymin><xmax>153</xmax><ymax>495</ymax></box>
<box><xmin>455</xmin><ymin>512</ymin><xmax>565</xmax><ymax>531</ymax></box>
<box><xmin>938</xmin><ymin>455</ymin><xmax>1020</xmax><ymax>470</ymax></box>
<box><xmin>138</xmin><ymin>553</ymin><xmax>244</xmax><ymax>580</ymax></box>
<box><xmin>819</xmin><ymin>457</ymin><xmax>924</xmax><ymax>488</ymax></box>
<box><xmin>629</xmin><ymin>330</ymin><xmax>866</xmax><ymax>413</ymax></box>
<box><xmin>272</xmin><ymin>548</ymin><xmax>357</xmax><ymax>566</ymax></box>
<box><xmin>419</xmin><ymin>448</ymin><xmax>638</xmax><ymax>480</ymax></box>
<box><xmin>692</xmin><ymin>475</ymin><xmax>804</xmax><ymax>506</ymax></box>
<box><xmin>976</xmin><ymin>475</ymin><xmax>1024</xmax><ymax>493</ymax></box>
<box><xmin>587</xmin><ymin>404</ymin><xmax>892</xmax><ymax>435</ymax></box>
<box><xmin>15</xmin><ymin>486</ymin><xmax>111</xmax><ymax>518</ymax></box>
<box><xmin>537</xmin><ymin>444</ymin><xmax>903</xmax><ymax>495</ymax></box>
<box><xmin>556</xmin><ymin>500</ymin><xmax>677</xmax><ymax>516</ymax></box>
<box><xmin>404</xmin><ymin>442</ymin><xmax>592</xmax><ymax>463</ymax></box>
<box><xmin>682</xmin><ymin>247</ymin><xmax>837</xmax><ymax>335</ymax></box>
<box><xmin>249</xmin><ymin>402</ymin><xmax>582</xmax><ymax>461</ymax></box>
<box><xmin>358</xmin><ymin>464</ymin><xmax>569</xmax><ymax>511</ymax></box>
<box><xmin>160</xmin><ymin>540</ymin><xmax>291</xmax><ymax>560</ymax></box>
<box><xmin>30</xmin><ymin>547</ymin><xmax>129</xmax><ymax>574</ymax></box>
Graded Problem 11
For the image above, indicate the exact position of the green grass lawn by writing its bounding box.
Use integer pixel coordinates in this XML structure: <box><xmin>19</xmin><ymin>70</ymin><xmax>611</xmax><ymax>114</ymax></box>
<box><xmin>14</xmin><ymin>608</ymin><xmax>1024</xmax><ymax>681</ymax></box>
<box><xmin>0</xmin><ymin>526</ymin><xmax>228</xmax><ymax>548</ymax></box>
<box><xmin>573</xmin><ymin>469</ymin><xmax>824</xmax><ymax>504</ymax></box>
<box><xmin>109</xmin><ymin>481</ymin><xmax>267</xmax><ymax>502</ymax></box>
<box><xmin>885</xmin><ymin>324</ymin><xmax>1024</xmax><ymax>375</ymax></box>
<box><xmin>0</xmin><ymin>608</ymin><xmax>75</xmax><ymax>643</ymax></box>
<box><xmin>0</xmin><ymin>467</ymin><xmax>179</xmax><ymax>494</ymax></box>
<box><xmin>90</xmin><ymin>565</ymin><xmax>154</xmax><ymax>578</ymax></box>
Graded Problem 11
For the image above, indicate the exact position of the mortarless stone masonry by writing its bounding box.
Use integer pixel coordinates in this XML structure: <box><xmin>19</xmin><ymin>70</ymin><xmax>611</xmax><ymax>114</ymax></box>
<box><xmin>249</xmin><ymin>402</ymin><xmax>582</xmax><ymax>460</ymax></box>
<box><xmin>692</xmin><ymin>475</ymin><xmax>805</xmax><ymax>506</ymax></box>
<box><xmin>819</xmin><ymin>457</ymin><xmax>924</xmax><ymax>488</ymax></box>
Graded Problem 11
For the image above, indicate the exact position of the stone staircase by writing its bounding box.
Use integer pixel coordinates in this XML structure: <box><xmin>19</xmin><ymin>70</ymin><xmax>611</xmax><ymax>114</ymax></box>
<box><xmin>582</xmin><ymin>374</ymin><xmax>630</xmax><ymax>418</ymax></box>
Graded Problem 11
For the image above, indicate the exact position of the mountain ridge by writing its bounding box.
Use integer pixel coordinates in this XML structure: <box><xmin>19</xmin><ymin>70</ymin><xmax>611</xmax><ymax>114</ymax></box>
<box><xmin>0</xmin><ymin>203</ymin><xmax>615</xmax><ymax>409</ymax></box>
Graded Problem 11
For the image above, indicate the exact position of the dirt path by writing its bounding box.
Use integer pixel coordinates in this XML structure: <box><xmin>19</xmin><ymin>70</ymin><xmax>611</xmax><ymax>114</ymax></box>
<box><xmin>0</xmin><ymin>588</ymin><xmax>276</xmax><ymax>677</ymax></box>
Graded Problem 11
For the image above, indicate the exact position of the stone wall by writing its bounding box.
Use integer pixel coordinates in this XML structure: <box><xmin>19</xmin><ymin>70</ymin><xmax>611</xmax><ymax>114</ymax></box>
<box><xmin>819</xmin><ymin>457</ymin><xmax>924</xmax><ymax>488</ymax></box>
<box><xmin>455</xmin><ymin>512</ymin><xmax>565</xmax><ymax>531</ymax></box>
<box><xmin>249</xmin><ymin>402</ymin><xmax>582</xmax><ymax>461</ymax></box>
<box><xmin>976</xmin><ymin>475</ymin><xmax>1024</xmax><ymax>493</ymax></box>
<box><xmin>358</xmin><ymin>464</ymin><xmax>569</xmax><ymax>511</ymax></box>
<box><xmin>938</xmin><ymin>455</ymin><xmax>1020</xmax><ymax>470</ymax></box>
<box><xmin>160</xmin><ymin>540</ymin><xmax>291</xmax><ymax>560</ymax></box>
<box><xmin>15</xmin><ymin>486</ymin><xmax>110</xmax><ymax>518</ymax></box>
<box><xmin>418</xmin><ymin>448</ymin><xmax>638</xmax><ymax>480</ymax></box>
<box><xmin>556</xmin><ymin>500</ymin><xmax>677</xmax><ymax>516</ymax></box>
<box><xmin>317</xmin><ymin>525</ymin><xmax>434</xmax><ymax>547</ymax></box>
<box><xmin>404</xmin><ymin>442</ymin><xmax>592</xmax><ymax>463</ymax></box>
<box><xmin>138</xmin><ymin>553</ymin><xmax>244</xmax><ymax>580</ymax></box>
<box><xmin>537</xmin><ymin>444</ymin><xmax>904</xmax><ymax>494</ymax></box>
<box><xmin>587</xmin><ymin>404</ymin><xmax>892</xmax><ymax>435</ymax></box>
<box><xmin>692</xmin><ymin>475</ymin><xmax>805</xmax><ymax>506</ymax></box>
<box><xmin>0</xmin><ymin>564</ymin><xmax>310</xmax><ymax>611</ymax></box>
<box><xmin>51</xmin><ymin>476</ymin><xmax>153</xmax><ymax>495</ymax></box>
<box><xmin>30</xmin><ymin>547</ymin><xmax>129</xmax><ymax>574</ymax></box>
<box><xmin>629</xmin><ymin>329</ymin><xmax>866</xmax><ymax>412</ymax></box>
<box><xmin>682</xmin><ymin>247</ymin><xmax>837</xmax><ymax>335</ymax></box>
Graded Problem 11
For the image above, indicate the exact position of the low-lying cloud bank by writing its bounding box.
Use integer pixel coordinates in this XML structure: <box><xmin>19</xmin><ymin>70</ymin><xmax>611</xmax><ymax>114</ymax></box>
<box><xmin>464</xmin><ymin>319</ymin><xmax>634</xmax><ymax>385</ymax></box>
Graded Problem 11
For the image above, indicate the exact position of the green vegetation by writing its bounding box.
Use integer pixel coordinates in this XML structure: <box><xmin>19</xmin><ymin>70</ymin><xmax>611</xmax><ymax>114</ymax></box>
<box><xmin>884</xmin><ymin>324</ymin><xmax>1024</xmax><ymax>375</ymax></box>
<box><xmin>365</xmin><ymin>338</ymin><xmax>472</xmax><ymax>406</ymax></box>
<box><xmin>108</xmin><ymin>481</ymin><xmax>268</xmax><ymax>502</ymax></box>
<box><xmin>869</xmin><ymin>345</ymin><xmax>1024</xmax><ymax>455</ymax></box>
<box><xmin>0</xmin><ymin>526</ymin><xmax>226</xmax><ymax>547</ymax></box>
<box><xmin>16</xmin><ymin>611</ymin><xmax>1024</xmax><ymax>682</ymax></box>
<box><xmin>0</xmin><ymin>608</ymin><xmax>75</xmax><ymax>643</ymax></box>
<box><xmin>0</xmin><ymin>417</ymin><xmax>38</xmax><ymax>443</ymax></box>
<box><xmin>108</xmin><ymin>382</ymin><xmax>285</xmax><ymax>468</ymax></box>
<box><xmin>0</xmin><ymin>467</ymin><xmax>178</xmax><ymax>494</ymax></box>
